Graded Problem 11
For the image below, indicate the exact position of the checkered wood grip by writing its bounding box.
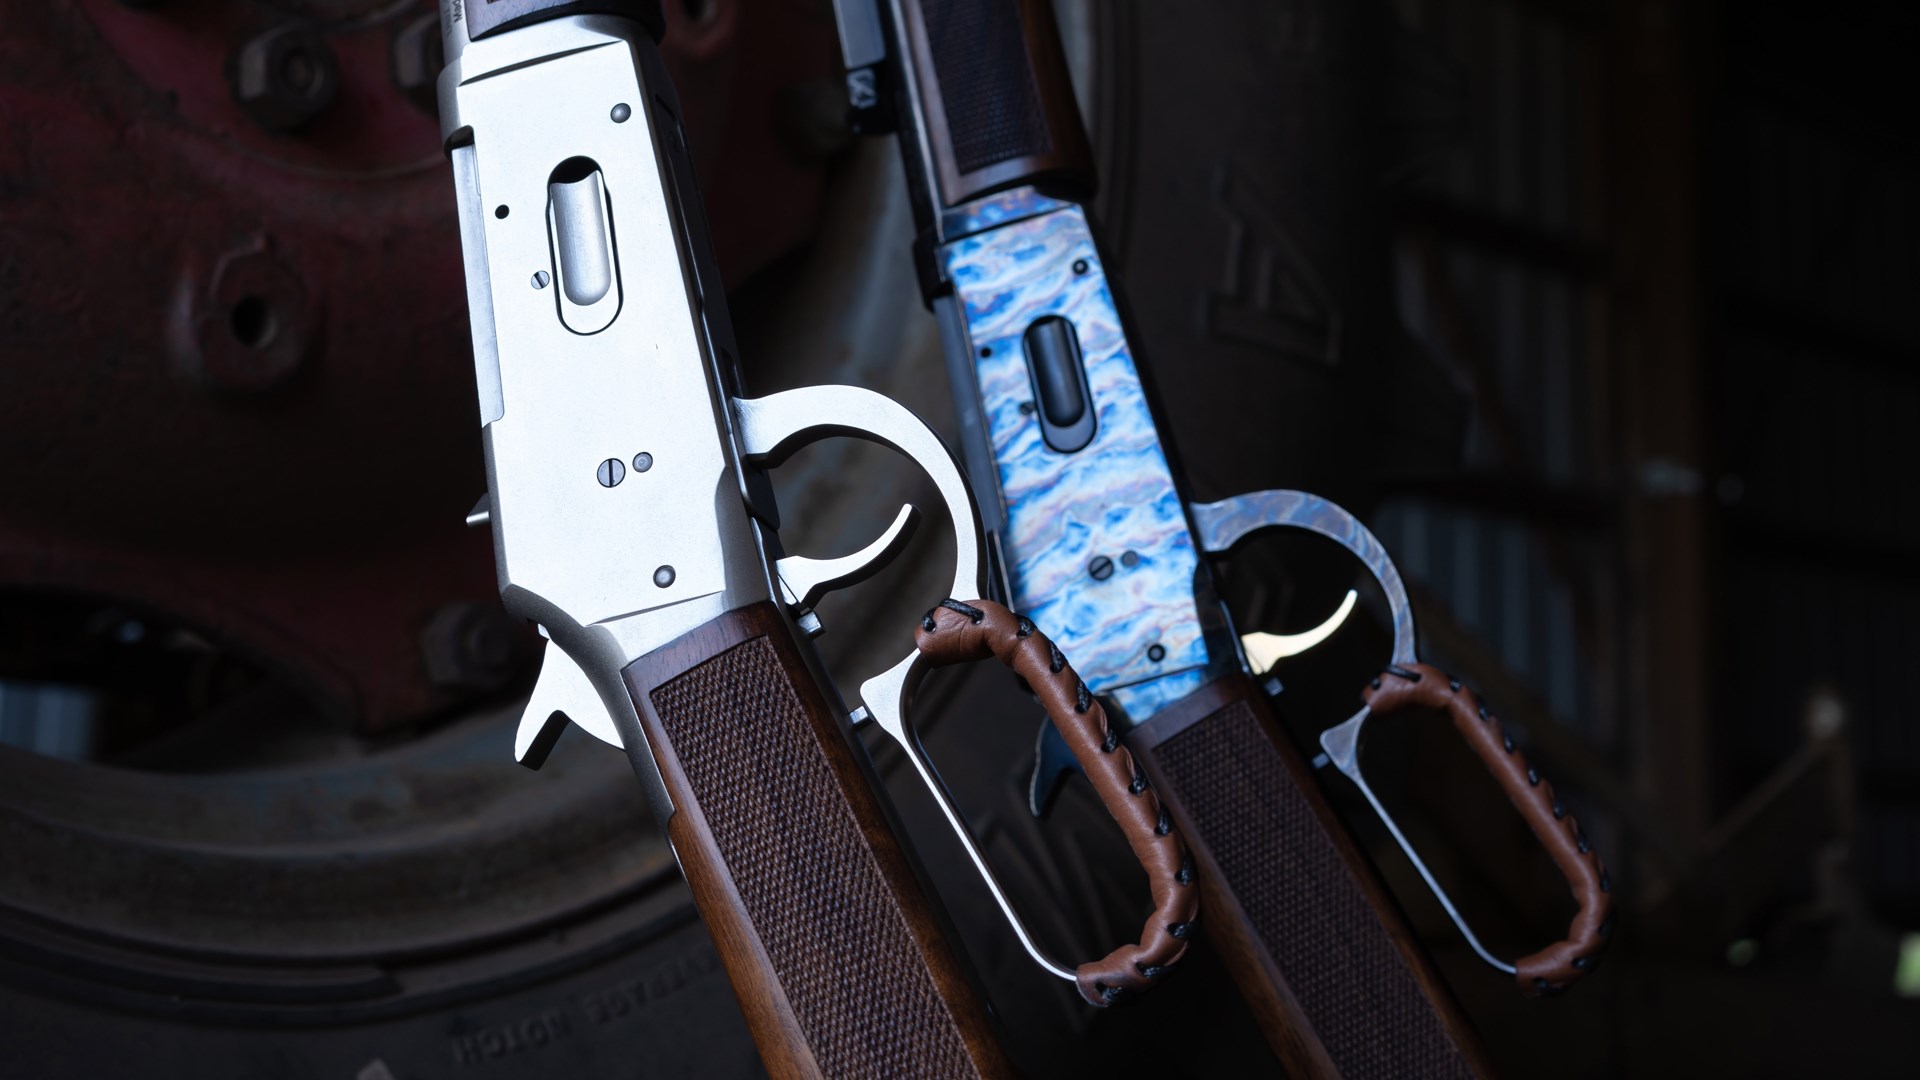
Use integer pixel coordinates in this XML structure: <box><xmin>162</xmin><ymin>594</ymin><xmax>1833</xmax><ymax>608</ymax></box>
<box><xmin>1137</xmin><ymin>685</ymin><xmax>1486</xmax><ymax>1079</ymax></box>
<box><xmin>630</xmin><ymin>608</ymin><xmax>1008</xmax><ymax>1079</ymax></box>
<box><xmin>916</xmin><ymin>0</ymin><xmax>1052</xmax><ymax>175</ymax></box>
<box><xmin>895</xmin><ymin>0</ymin><xmax>1094</xmax><ymax>204</ymax></box>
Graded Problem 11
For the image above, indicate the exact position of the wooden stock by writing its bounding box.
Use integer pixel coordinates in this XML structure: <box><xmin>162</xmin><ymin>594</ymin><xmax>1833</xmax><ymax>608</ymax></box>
<box><xmin>463</xmin><ymin>0</ymin><xmax>666</xmax><ymax>42</ymax></box>
<box><xmin>893</xmin><ymin>0</ymin><xmax>1095</xmax><ymax>206</ymax></box>
<box><xmin>621</xmin><ymin>602</ymin><xmax>1011</xmax><ymax>1080</ymax></box>
<box><xmin>1130</xmin><ymin>674</ymin><xmax>1495</xmax><ymax>1079</ymax></box>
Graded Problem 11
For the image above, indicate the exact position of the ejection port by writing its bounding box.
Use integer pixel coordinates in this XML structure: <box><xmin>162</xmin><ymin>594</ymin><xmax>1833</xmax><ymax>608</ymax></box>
<box><xmin>1022</xmin><ymin>315</ymin><xmax>1096</xmax><ymax>453</ymax></box>
<box><xmin>547</xmin><ymin>157</ymin><xmax>621</xmax><ymax>334</ymax></box>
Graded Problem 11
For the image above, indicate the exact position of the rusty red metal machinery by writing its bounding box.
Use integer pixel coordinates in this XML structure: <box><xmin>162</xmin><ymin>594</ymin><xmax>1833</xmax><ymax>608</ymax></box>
<box><xmin>0</xmin><ymin>0</ymin><xmax>839</xmax><ymax>733</ymax></box>
<box><xmin>0</xmin><ymin>4</ymin><xmax>850</xmax><ymax>1076</ymax></box>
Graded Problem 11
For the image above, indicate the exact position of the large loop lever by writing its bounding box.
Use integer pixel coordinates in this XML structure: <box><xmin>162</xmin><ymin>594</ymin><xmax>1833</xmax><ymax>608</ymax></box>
<box><xmin>738</xmin><ymin>388</ymin><xmax>1196</xmax><ymax>998</ymax></box>
<box><xmin>1191</xmin><ymin>489</ymin><xmax>1613</xmax><ymax>994</ymax></box>
<box><xmin>1354</xmin><ymin>664</ymin><xmax>1613</xmax><ymax>994</ymax></box>
<box><xmin>734</xmin><ymin>390</ymin><xmax>1198</xmax><ymax>1001</ymax></box>
<box><xmin>861</xmin><ymin>599</ymin><xmax>1199</xmax><ymax>1006</ymax></box>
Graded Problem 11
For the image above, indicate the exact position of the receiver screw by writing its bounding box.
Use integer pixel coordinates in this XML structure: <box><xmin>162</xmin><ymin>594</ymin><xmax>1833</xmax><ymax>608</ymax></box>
<box><xmin>1089</xmin><ymin>555</ymin><xmax>1114</xmax><ymax>581</ymax></box>
<box><xmin>597</xmin><ymin>458</ymin><xmax>625</xmax><ymax>487</ymax></box>
<box><xmin>654</xmin><ymin>565</ymin><xmax>676</xmax><ymax>588</ymax></box>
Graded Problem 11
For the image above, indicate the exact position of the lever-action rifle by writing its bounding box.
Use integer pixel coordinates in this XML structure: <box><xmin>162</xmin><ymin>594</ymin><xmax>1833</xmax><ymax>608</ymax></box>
<box><xmin>432</xmin><ymin>2</ymin><xmax>1196</xmax><ymax>1076</ymax></box>
<box><xmin>833</xmin><ymin>0</ymin><xmax>1615</xmax><ymax>1075</ymax></box>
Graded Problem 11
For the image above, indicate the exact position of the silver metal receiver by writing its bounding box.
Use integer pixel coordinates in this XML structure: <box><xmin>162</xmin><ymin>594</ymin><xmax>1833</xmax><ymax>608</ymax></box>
<box><xmin>440</xmin><ymin>11</ymin><xmax>1093</xmax><ymax>987</ymax></box>
<box><xmin>441</xmin><ymin>15</ymin><xmax>755</xmax><ymax>824</ymax></box>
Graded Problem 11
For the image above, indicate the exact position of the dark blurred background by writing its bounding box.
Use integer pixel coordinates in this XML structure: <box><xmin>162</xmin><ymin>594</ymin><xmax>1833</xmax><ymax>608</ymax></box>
<box><xmin>1</xmin><ymin>1</ymin><xmax>1915</xmax><ymax>1077</ymax></box>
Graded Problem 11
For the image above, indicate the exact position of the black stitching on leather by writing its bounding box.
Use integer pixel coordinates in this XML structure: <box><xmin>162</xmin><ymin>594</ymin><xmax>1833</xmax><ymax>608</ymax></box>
<box><xmin>1049</xmin><ymin>641</ymin><xmax>1066</xmax><ymax>674</ymax></box>
<box><xmin>1385</xmin><ymin>664</ymin><xmax>1422</xmax><ymax>682</ymax></box>
<box><xmin>1129</xmin><ymin>766</ymin><xmax>1149</xmax><ymax>795</ymax></box>
<box><xmin>1168</xmin><ymin>921</ymin><xmax>1194</xmax><ymax>940</ymax></box>
<box><xmin>1599</xmin><ymin>869</ymin><xmax>1611</xmax><ymax>892</ymax></box>
<box><xmin>1154</xmin><ymin>808</ymin><xmax>1172</xmax><ymax>836</ymax></box>
<box><xmin>1572</xmin><ymin>955</ymin><xmax>1593</xmax><ymax>971</ymax></box>
<box><xmin>1369</xmin><ymin>676</ymin><xmax>1382</xmax><ymax>690</ymax></box>
<box><xmin>1100</xmin><ymin>983</ymin><xmax>1129</xmax><ymax>1004</ymax></box>
<box><xmin>1176</xmin><ymin>853</ymin><xmax>1194</xmax><ymax>885</ymax></box>
<box><xmin>1450</xmin><ymin>679</ymin><xmax>1463</xmax><ymax>691</ymax></box>
<box><xmin>939</xmin><ymin>598</ymin><xmax>984</xmax><ymax>623</ymax></box>
<box><xmin>1075</xmin><ymin>681</ymin><xmax>1092</xmax><ymax>713</ymax></box>
<box><xmin>1478</xmin><ymin>703</ymin><xmax>1491</xmax><ymax>720</ymax></box>
<box><xmin>1135</xmin><ymin>962</ymin><xmax>1166</xmax><ymax>978</ymax></box>
<box><xmin>1533</xmin><ymin>977</ymin><xmax>1550</xmax><ymax>993</ymax></box>
<box><xmin>1527</xmin><ymin>767</ymin><xmax>1541</xmax><ymax>786</ymax></box>
<box><xmin>1503</xmin><ymin>731</ymin><xmax>1516</xmax><ymax>753</ymax></box>
<box><xmin>921</xmin><ymin>610</ymin><xmax>938</xmax><ymax>632</ymax></box>
<box><xmin>1552</xmin><ymin>797</ymin><xmax>1566</xmax><ymax>820</ymax></box>
<box><xmin>1101</xmin><ymin>727</ymin><xmax>1119</xmax><ymax>753</ymax></box>
<box><xmin>1575</xmin><ymin>827</ymin><xmax>1590</xmax><ymax>855</ymax></box>
<box><xmin>1015</xmin><ymin>615</ymin><xmax>1035</xmax><ymax>637</ymax></box>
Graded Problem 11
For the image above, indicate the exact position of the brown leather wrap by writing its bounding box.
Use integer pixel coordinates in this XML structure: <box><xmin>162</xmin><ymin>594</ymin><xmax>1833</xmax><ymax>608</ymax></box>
<box><xmin>915</xmin><ymin>599</ymin><xmax>1198</xmax><ymax>1006</ymax></box>
<box><xmin>1363</xmin><ymin>663</ymin><xmax>1614</xmax><ymax>996</ymax></box>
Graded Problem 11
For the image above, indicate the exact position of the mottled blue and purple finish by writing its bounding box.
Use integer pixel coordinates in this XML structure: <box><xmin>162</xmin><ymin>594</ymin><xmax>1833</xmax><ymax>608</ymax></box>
<box><xmin>942</xmin><ymin>188</ymin><xmax>1209</xmax><ymax>719</ymax></box>
<box><xmin>942</xmin><ymin>187</ymin><xmax>1070</xmax><ymax>240</ymax></box>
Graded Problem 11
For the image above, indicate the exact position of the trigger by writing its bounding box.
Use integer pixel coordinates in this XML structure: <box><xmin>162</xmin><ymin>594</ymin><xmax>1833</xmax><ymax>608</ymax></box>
<box><xmin>515</xmin><ymin>639</ymin><xmax>622</xmax><ymax>768</ymax></box>
<box><xmin>775</xmin><ymin>503</ymin><xmax>920</xmax><ymax>613</ymax></box>
<box><xmin>1241</xmin><ymin>589</ymin><xmax>1358</xmax><ymax>675</ymax></box>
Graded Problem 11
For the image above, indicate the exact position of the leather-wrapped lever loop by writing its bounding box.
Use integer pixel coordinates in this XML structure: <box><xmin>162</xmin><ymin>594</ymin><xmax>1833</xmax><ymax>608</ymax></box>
<box><xmin>917</xmin><ymin>599</ymin><xmax>1199</xmax><ymax>1006</ymax></box>
<box><xmin>1363</xmin><ymin>663</ymin><xmax>1614</xmax><ymax>995</ymax></box>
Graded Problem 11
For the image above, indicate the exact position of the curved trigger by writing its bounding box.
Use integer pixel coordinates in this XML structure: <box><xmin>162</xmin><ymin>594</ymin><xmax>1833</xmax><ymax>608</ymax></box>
<box><xmin>1190</xmin><ymin>490</ymin><xmax>1418</xmax><ymax>667</ymax></box>
<box><xmin>1241</xmin><ymin>588</ymin><xmax>1358</xmax><ymax>675</ymax></box>
<box><xmin>775</xmin><ymin>503</ymin><xmax>920</xmax><ymax>613</ymax></box>
<box><xmin>733</xmin><ymin>387</ymin><xmax>985</xmax><ymax>604</ymax></box>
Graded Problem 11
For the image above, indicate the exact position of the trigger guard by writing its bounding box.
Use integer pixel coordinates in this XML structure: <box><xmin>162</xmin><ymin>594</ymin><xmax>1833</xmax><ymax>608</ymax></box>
<box><xmin>1190</xmin><ymin>490</ymin><xmax>1418</xmax><ymax>667</ymax></box>
<box><xmin>734</xmin><ymin>387</ymin><xmax>987</xmax><ymax>604</ymax></box>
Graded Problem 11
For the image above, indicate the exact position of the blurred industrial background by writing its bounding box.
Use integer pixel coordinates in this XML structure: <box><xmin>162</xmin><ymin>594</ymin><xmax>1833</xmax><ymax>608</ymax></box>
<box><xmin>1</xmin><ymin>1</ymin><xmax>1914</xmax><ymax>1077</ymax></box>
